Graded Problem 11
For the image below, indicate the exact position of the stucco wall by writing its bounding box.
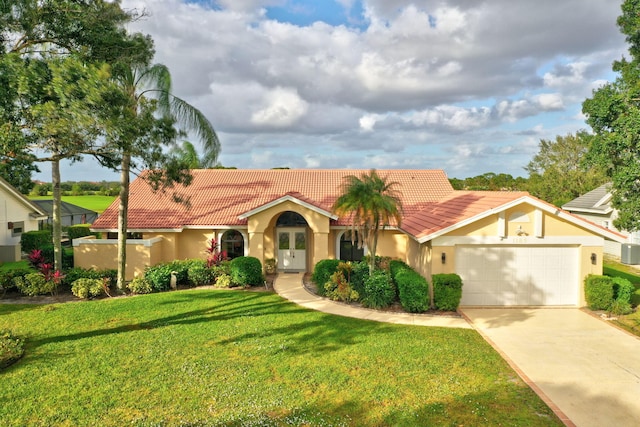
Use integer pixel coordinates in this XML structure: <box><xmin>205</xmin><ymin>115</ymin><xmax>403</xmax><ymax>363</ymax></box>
<box><xmin>0</xmin><ymin>193</ymin><xmax>41</xmax><ymax>261</ymax></box>
<box><xmin>73</xmin><ymin>236</ymin><xmax>162</xmax><ymax>280</ymax></box>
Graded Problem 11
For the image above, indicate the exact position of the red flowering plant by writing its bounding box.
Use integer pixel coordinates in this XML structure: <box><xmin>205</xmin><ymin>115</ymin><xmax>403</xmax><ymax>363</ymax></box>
<box><xmin>206</xmin><ymin>238</ymin><xmax>228</xmax><ymax>268</ymax></box>
<box><xmin>26</xmin><ymin>249</ymin><xmax>64</xmax><ymax>295</ymax></box>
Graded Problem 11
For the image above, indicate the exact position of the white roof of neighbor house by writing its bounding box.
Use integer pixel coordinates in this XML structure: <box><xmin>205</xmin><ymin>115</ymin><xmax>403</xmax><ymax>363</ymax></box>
<box><xmin>562</xmin><ymin>183</ymin><xmax>613</xmax><ymax>214</ymax></box>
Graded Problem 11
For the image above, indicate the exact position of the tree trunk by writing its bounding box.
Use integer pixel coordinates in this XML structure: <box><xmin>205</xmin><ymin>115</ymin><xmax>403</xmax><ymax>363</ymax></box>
<box><xmin>369</xmin><ymin>228</ymin><xmax>378</xmax><ymax>276</ymax></box>
<box><xmin>51</xmin><ymin>158</ymin><xmax>62</xmax><ymax>271</ymax></box>
<box><xmin>116</xmin><ymin>153</ymin><xmax>130</xmax><ymax>290</ymax></box>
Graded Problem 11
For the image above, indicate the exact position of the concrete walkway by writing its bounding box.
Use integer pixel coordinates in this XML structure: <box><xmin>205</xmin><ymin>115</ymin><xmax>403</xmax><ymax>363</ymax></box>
<box><xmin>461</xmin><ymin>308</ymin><xmax>640</xmax><ymax>427</ymax></box>
<box><xmin>273</xmin><ymin>272</ymin><xmax>471</xmax><ymax>328</ymax></box>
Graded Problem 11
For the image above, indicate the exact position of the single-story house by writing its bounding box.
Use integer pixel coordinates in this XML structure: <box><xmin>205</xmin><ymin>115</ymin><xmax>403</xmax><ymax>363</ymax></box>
<box><xmin>562</xmin><ymin>183</ymin><xmax>640</xmax><ymax>259</ymax></box>
<box><xmin>76</xmin><ymin>169</ymin><xmax>626</xmax><ymax>306</ymax></box>
<box><xmin>31</xmin><ymin>200</ymin><xmax>98</xmax><ymax>228</ymax></box>
<box><xmin>0</xmin><ymin>177</ymin><xmax>48</xmax><ymax>262</ymax></box>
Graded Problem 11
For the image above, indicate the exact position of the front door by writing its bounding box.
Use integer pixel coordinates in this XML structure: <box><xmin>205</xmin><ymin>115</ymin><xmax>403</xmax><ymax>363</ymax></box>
<box><xmin>277</xmin><ymin>228</ymin><xmax>307</xmax><ymax>271</ymax></box>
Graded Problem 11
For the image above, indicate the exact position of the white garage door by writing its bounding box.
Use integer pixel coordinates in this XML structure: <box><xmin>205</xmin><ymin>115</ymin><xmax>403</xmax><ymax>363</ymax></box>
<box><xmin>456</xmin><ymin>246</ymin><xmax>579</xmax><ymax>306</ymax></box>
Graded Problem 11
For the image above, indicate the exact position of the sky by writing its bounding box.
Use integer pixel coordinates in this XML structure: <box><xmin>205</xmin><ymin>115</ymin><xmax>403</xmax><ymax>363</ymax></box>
<box><xmin>35</xmin><ymin>0</ymin><xmax>629</xmax><ymax>182</ymax></box>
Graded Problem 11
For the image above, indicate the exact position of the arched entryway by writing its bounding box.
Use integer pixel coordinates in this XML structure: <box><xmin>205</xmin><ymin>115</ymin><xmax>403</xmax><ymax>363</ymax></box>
<box><xmin>339</xmin><ymin>230</ymin><xmax>365</xmax><ymax>262</ymax></box>
<box><xmin>276</xmin><ymin>211</ymin><xmax>308</xmax><ymax>271</ymax></box>
<box><xmin>220</xmin><ymin>230</ymin><xmax>244</xmax><ymax>260</ymax></box>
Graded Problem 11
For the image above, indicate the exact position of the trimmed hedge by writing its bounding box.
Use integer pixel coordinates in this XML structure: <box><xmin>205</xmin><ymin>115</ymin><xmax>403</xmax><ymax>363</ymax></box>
<box><xmin>67</xmin><ymin>224</ymin><xmax>95</xmax><ymax>240</ymax></box>
<box><xmin>349</xmin><ymin>261</ymin><xmax>369</xmax><ymax>297</ymax></box>
<box><xmin>432</xmin><ymin>274</ymin><xmax>463</xmax><ymax>311</ymax></box>
<box><xmin>229</xmin><ymin>256</ymin><xmax>264</xmax><ymax>287</ymax></box>
<box><xmin>584</xmin><ymin>275</ymin><xmax>615</xmax><ymax>310</ymax></box>
<box><xmin>389</xmin><ymin>260</ymin><xmax>429</xmax><ymax>313</ymax></box>
<box><xmin>20</xmin><ymin>230</ymin><xmax>51</xmax><ymax>253</ymax></box>
<box><xmin>144</xmin><ymin>261</ymin><xmax>190</xmax><ymax>292</ymax></box>
<box><xmin>39</xmin><ymin>246</ymin><xmax>74</xmax><ymax>270</ymax></box>
<box><xmin>362</xmin><ymin>270</ymin><xmax>395</xmax><ymax>309</ymax></box>
<box><xmin>311</xmin><ymin>259</ymin><xmax>341</xmax><ymax>296</ymax></box>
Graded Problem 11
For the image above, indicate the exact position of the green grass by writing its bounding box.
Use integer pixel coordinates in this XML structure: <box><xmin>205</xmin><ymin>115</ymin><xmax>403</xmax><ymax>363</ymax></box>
<box><xmin>603</xmin><ymin>258</ymin><xmax>640</xmax><ymax>337</ymax></box>
<box><xmin>0</xmin><ymin>260</ymin><xmax>31</xmax><ymax>272</ymax></box>
<box><xmin>29</xmin><ymin>195</ymin><xmax>116</xmax><ymax>214</ymax></box>
<box><xmin>0</xmin><ymin>290</ymin><xmax>560</xmax><ymax>426</ymax></box>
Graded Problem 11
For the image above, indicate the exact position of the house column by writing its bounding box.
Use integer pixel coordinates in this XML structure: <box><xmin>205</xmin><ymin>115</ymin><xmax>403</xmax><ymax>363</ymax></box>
<box><xmin>248</xmin><ymin>231</ymin><xmax>265</xmax><ymax>266</ymax></box>
<box><xmin>313</xmin><ymin>231</ymin><xmax>329</xmax><ymax>267</ymax></box>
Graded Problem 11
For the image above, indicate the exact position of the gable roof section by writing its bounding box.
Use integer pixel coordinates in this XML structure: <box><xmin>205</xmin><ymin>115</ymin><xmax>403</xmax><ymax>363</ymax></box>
<box><xmin>238</xmin><ymin>192</ymin><xmax>338</xmax><ymax>220</ymax></box>
<box><xmin>402</xmin><ymin>191</ymin><xmax>627</xmax><ymax>243</ymax></box>
<box><xmin>0</xmin><ymin>177</ymin><xmax>47</xmax><ymax>219</ymax></box>
<box><xmin>562</xmin><ymin>183</ymin><xmax>613</xmax><ymax>214</ymax></box>
<box><xmin>93</xmin><ymin>169</ymin><xmax>454</xmax><ymax>230</ymax></box>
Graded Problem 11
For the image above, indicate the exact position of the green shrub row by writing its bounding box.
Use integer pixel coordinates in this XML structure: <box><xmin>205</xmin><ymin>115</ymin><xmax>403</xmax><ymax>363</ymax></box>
<box><xmin>432</xmin><ymin>274</ymin><xmax>463</xmax><ymax>311</ymax></box>
<box><xmin>63</xmin><ymin>267</ymin><xmax>117</xmax><ymax>289</ymax></box>
<box><xmin>67</xmin><ymin>224</ymin><xmax>98</xmax><ymax>240</ymax></box>
<box><xmin>389</xmin><ymin>260</ymin><xmax>429</xmax><ymax>313</ymax></box>
<box><xmin>141</xmin><ymin>256</ymin><xmax>263</xmax><ymax>293</ymax></box>
<box><xmin>585</xmin><ymin>274</ymin><xmax>634</xmax><ymax>314</ymax></box>
<box><xmin>361</xmin><ymin>270</ymin><xmax>395</xmax><ymax>309</ymax></box>
<box><xmin>13</xmin><ymin>273</ymin><xmax>56</xmax><ymax>296</ymax></box>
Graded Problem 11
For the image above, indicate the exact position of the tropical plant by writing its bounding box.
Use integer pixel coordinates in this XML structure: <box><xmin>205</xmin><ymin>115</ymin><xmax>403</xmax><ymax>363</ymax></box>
<box><xmin>104</xmin><ymin>62</ymin><xmax>220</xmax><ymax>290</ymax></box>
<box><xmin>332</xmin><ymin>169</ymin><xmax>403</xmax><ymax>275</ymax></box>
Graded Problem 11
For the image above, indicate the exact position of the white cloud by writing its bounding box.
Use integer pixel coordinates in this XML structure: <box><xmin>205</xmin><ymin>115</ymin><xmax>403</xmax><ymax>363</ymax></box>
<box><xmin>49</xmin><ymin>0</ymin><xmax>628</xmax><ymax>182</ymax></box>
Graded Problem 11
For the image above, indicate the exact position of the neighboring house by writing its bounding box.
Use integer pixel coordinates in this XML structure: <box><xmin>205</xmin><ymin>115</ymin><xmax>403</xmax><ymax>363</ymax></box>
<box><xmin>76</xmin><ymin>169</ymin><xmax>626</xmax><ymax>307</ymax></box>
<box><xmin>562</xmin><ymin>183</ymin><xmax>640</xmax><ymax>258</ymax></box>
<box><xmin>31</xmin><ymin>200</ymin><xmax>98</xmax><ymax>228</ymax></box>
<box><xmin>0</xmin><ymin>177</ymin><xmax>48</xmax><ymax>262</ymax></box>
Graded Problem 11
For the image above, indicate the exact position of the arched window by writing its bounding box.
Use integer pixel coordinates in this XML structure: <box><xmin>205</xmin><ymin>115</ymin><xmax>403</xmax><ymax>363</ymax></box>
<box><xmin>340</xmin><ymin>230</ymin><xmax>364</xmax><ymax>262</ymax></box>
<box><xmin>276</xmin><ymin>211</ymin><xmax>308</xmax><ymax>227</ymax></box>
<box><xmin>221</xmin><ymin>230</ymin><xmax>244</xmax><ymax>260</ymax></box>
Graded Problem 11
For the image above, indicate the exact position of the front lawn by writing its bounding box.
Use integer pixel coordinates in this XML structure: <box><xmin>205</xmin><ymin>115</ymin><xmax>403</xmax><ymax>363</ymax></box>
<box><xmin>603</xmin><ymin>257</ymin><xmax>640</xmax><ymax>337</ymax></box>
<box><xmin>0</xmin><ymin>290</ymin><xmax>561</xmax><ymax>426</ymax></box>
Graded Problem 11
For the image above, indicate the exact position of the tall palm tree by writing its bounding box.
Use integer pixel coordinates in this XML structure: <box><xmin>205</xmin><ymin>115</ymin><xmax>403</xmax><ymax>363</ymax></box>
<box><xmin>108</xmin><ymin>63</ymin><xmax>220</xmax><ymax>290</ymax></box>
<box><xmin>332</xmin><ymin>169</ymin><xmax>403</xmax><ymax>275</ymax></box>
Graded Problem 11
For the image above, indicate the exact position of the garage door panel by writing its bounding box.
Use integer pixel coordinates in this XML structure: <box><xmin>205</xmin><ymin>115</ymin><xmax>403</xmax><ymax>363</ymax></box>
<box><xmin>456</xmin><ymin>246</ymin><xmax>578</xmax><ymax>306</ymax></box>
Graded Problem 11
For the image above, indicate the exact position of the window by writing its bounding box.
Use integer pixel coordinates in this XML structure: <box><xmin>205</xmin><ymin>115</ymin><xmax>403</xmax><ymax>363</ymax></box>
<box><xmin>10</xmin><ymin>221</ymin><xmax>24</xmax><ymax>238</ymax></box>
<box><xmin>221</xmin><ymin>230</ymin><xmax>244</xmax><ymax>259</ymax></box>
<box><xmin>339</xmin><ymin>230</ymin><xmax>364</xmax><ymax>262</ymax></box>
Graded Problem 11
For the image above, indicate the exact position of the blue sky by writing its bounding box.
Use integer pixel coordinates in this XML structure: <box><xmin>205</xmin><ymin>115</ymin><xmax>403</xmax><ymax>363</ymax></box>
<box><xmin>35</xmin><ymin>0</ymin><xmax>628</xmax><ymax>182</ymax></box>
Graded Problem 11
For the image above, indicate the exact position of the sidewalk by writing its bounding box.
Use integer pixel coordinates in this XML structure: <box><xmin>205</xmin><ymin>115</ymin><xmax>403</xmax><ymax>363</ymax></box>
<box><xmin>272</xmin><ymin>272</ymin><xmax>472</xmax><ymax>329</ymax></box>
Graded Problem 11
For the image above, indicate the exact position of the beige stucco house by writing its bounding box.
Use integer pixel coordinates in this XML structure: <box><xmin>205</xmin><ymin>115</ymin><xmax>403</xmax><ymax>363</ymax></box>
<box><xmin>0</xmin><ymin>177</ymin><xmax>48</xmax><ymax>262</ymax></box>
<box><xmin>76</xmin><ymin>169</ymin><xmax>625</xmax><ymax>307</ymax></box>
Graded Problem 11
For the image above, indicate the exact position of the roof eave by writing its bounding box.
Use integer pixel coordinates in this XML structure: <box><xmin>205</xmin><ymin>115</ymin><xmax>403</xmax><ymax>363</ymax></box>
<box><xmin>238</xmin><ymin>194</ymin><xmax>338</xmax><ymax>220</ymax></box>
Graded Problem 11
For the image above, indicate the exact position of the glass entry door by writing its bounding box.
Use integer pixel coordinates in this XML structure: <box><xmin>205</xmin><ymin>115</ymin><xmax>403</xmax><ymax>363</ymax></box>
<box><xmin>277</xmin><ymin>228</ymin><xmax>307</xmax><ymax>271</ymax></box>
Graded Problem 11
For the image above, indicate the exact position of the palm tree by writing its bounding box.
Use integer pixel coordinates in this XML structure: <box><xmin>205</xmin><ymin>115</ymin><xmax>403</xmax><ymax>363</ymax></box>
<box><xmin>170</xmin><ymin>140</ymin><xmax>219</xmax><ymax>169</ymax></box>
<box><xmin>108</xmin><ymin>63</ymin><xmax>220</xmax><ymax>290</ymax></box>
<box><xmin>332</xmin><ymin>169</ymin><xmax>403</xmax><ymax>275</ymax></box>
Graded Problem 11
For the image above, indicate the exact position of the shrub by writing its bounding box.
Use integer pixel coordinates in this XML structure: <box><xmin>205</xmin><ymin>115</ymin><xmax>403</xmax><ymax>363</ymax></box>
<box><xmin>0</xmin><ymin>268</ymin><xmax>35</xmax><ymax>293</ymax></box>
<box><xmin>127</xmin><ymin>277</ymin><xmax>153</xmax><ymax>294</ymax></box>
<box><xmin>144</xmin><ymin>261</ymin><xmax>190</xmax><ymax>291</ymax></box>
<box><xmin>214</xmin><ymin>273</ymin><xmax>233</xmax><ymax>288</ymax></box>
<box><xmin>608</xmin><ymin>299</ymin><xmax>632</xmax><ymax>316</ymax></box>
<box><xmin>63</xmin><ymin>267</ymin><xmax>117</xmax><ymax>289</ymax></box>
<box><xmin>39</xmin><ymin>245</ymin><xmax>74</xmax><ymax>270</ymax></box>
<box><xmin>187</xmin><ymin>259</ymin><xmax>215</xmax><ymax>287</ymax></box>
<box><xmin>211</xmin><ymin>261</ymin><xmax>231</xmax><ymax>280</ymax></box>
<box><xmin>20</xmin><ymin>230</ymin><xmax>51</xmax><ymax>253</ymax></box>
<box><xmin>391</xmin><ymin>261</ymin><xmax>429</xmax><ymax>313</ymax></box>
<box><xmin>612</xmin><ymin>277</ymin><xmax>634</xmax><ymax>305</ymax></box>
<box><xmin>71</xmin><ymin>278</ymin><xmax>105</xmax><ymax>299</ymax></box>
<box><xmin>432</xmin><ymin>274</ymin><xmax>463</xmax><ymax>311</ymax></box>
<box><xmin>67</xmin><ymin>224</ymin><xmax>95</xmax><ymax>240</ymax></box>
<box><xmin>230</xmin><ymin>256</ymin><xmax>264</xmax><ymax>287</ymax></box>
<box><xmin>312</xmin><ymin>259</ymin><xmax>341</xmax><ymax>296</ymax></box>
<box><xmin>13</xmin><ymin>273</ymin><xmax>55</xmax><ymax>296</ymax></box>
<box><xmin>0</xmin><ymin>330</ymin><xmax>24</xmax><ymax>369</ymax></box>
<box><xmin>361</xmin><ymin>270</ymin><xmax>395</xmax><ymax>309</ymax></box>
<box><xmin>324</xmin><ymin>271</ymin><xmax>359</xmax><ymax>303</ymax></box>
<box><xmin>584</xmin><ymin>275</ymin><xmax>614</xmax><ymax>310</ymax></box>
<box><xmin>348</xmin><ymin>261</ymin><xmax>369</xmax><ymax>297</ymax></box>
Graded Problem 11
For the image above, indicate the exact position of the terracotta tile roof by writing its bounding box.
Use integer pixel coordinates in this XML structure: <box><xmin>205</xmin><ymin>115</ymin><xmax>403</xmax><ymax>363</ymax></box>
<box><xmin>401</xmin><ymin>191</ymin><xmax>530</xmax><ymax>240</ymax></box>
<box><xmin>93</xmin><ymin>169</ymin><xmax>455</xmax><ymax>230</ymax></box>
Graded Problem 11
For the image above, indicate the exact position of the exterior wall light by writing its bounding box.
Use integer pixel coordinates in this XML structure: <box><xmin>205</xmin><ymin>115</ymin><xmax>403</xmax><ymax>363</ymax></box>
<box><xmin>441</xmin><ymin>252</ymin><xmax>446</xmax><ymax>264</ymax></box>
<box><xmin>591</xmin><ymin>253</ymin><xmax>597</xmax><ymax>265</ymax></box>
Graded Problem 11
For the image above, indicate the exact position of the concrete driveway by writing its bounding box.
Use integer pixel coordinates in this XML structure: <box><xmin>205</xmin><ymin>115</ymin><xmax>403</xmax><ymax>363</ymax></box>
<box><xmin>461</xmin><ymin>308</ymin><xmax>640</xmax><ymax>427</ymax></box>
